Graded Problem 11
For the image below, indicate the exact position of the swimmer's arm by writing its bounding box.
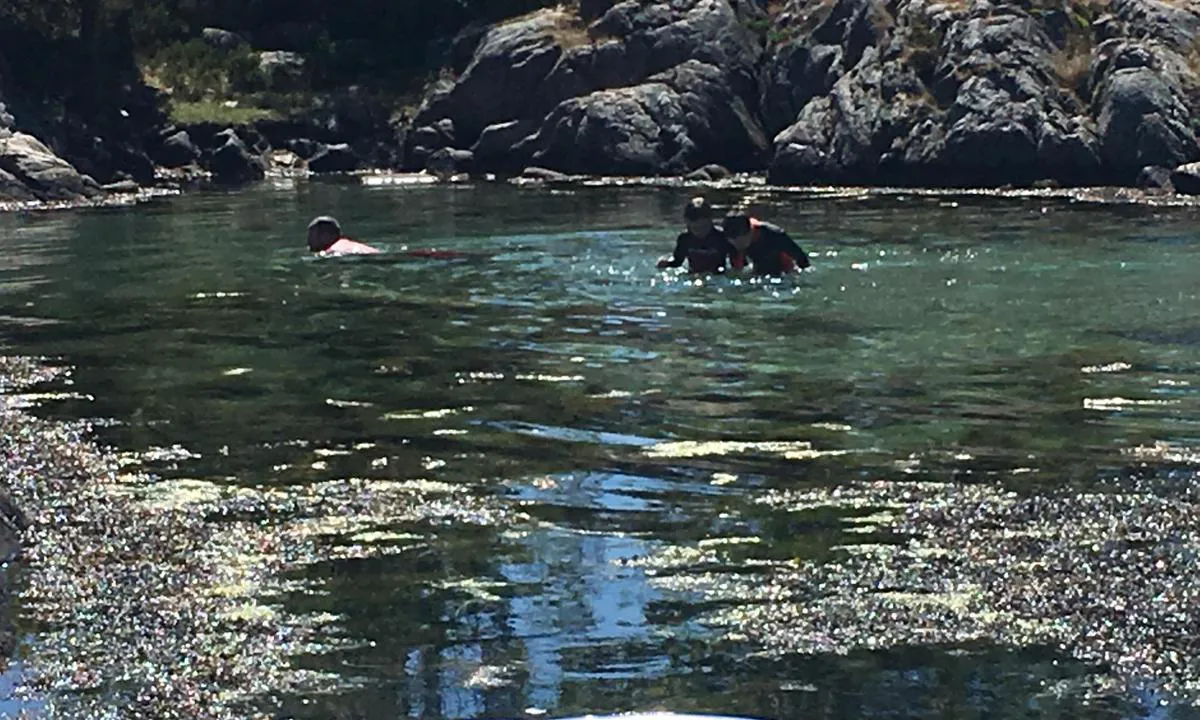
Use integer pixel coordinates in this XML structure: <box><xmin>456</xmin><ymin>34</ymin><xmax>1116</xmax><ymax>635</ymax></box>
<box><xmin>656</xmin><ymin>234</ymin><xmax>689</xmax><ymax>269</ymax></box>
<box><xmin>777</xmin><ymin>230</ymin><xmax>811</xmax><ymax>269</ymax></box>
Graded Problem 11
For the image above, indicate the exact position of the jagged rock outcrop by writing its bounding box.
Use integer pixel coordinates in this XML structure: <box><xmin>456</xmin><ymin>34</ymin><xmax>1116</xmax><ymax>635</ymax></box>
<box><xmin>407</xmin><ymin>0</ymin><xmax>771</xmax><ymax>176</ymax></box>
<box><xmin>0</xmin><ymin>132</ymin><xmax>103</xmax><ymax>201</ymax></box>
<box><xmin>764</xmin><ymin>0</ymin><xmax>1200</xmax><ymax>187</ymax></box>
<box><xmin>205</xmin><ymin>129</ymin><xmax>266</xmax><ymax>184</ymax></box>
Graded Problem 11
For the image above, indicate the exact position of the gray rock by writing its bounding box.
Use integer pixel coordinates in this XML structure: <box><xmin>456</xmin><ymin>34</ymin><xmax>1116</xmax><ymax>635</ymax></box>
<box><xmin>1170</xmin><ymin>162</ymin><xmax>1200</xmax><ymax>195</ymax></box>
<box><xmin>201</xmin><ymin>27</ymin><xmax>247</xmax><ymax>51</ymax></box>
<box><xmin>406</xmin><ymin>118</ymin><xmax>458</xmax><ymax>169</ymax></box>
<box><xmin>257</xmin><ymin>51</ymin><xmax>309</xmax><ymax>92</ymax></box>
<box><xmin>0</xmin><ymin>167</ymin><xmax>33</xmax><ymax>201</ymax></box>
<box><xmin>205</xmin><ymin>134</ymin><xmax>265</xmax><ymax>184</ymax></box>
<box><xmin>427</xmin><ymin>148</ymin><xmax>475</xmax><ymax>176</ymax></box>
<box><xmin>1109</xmin><ymin>0</ymin><xmax>1200</xmax><ymax>51</ymax></box>
<box><xmin>1037</xmin><ymin>117</ymin><xmax>1103</xmax><ymax>184</ymax></box>
<box><xmin>414</xmin><ymin>0</ymin><xmax>764</xmax><ymax>174</ymax></box>
<box><xmin>1094</xmin><ymin>63</ymin><xmax>1199</xmax><ymax>181</ymax></box>
<box><xmin>760</xmin><ymin>43</ymin><xmax>843</xmax><ymax>137</ymax></box>
<box><xmin>580</xmin><ymin>0</ymin><xmax>617</xmax><ymax>20</ymax></box>
<box><xmin>1137</xmin><ymin>164</ymin><xmax>1175</xmax><ymax>192</ymax></box>
<box><xmin>472</xmin><ymin>120</ymin><xmax>537</xmax><ymax>171</ymax></box>
<box><xmin>102</xmin><ymin>179</ymin><xmax>140</xmax><ymax>194</ymax></box>
<box><xmin>156</xmin><ymin>130</ymin><xmax>201</xmax><ymax>168</ymax></box>
<box><xmin>411</xmin><ymin>118</ymin><xmax>456</xmax><ymax>149</ymax></box>
<box><xmin>415</xmin><ymin>14</ymin><xmax>563</xmax><ymax>145</ymax></box>
<box><xmin>529</xmin><ymin>60</ymin><xmax>768</xmax><ymax>175</ymax></box>
<box><xmin>521</xmin><ymin>166</ymin><xmax>570</xmax><ymax>181</ymax></box>
<box><xmin>685</xmin><ymin>163</ymin><xmax>734</xmax><ymax>181</ymax></box>
<box><xmin>0</xmin><ymin>132</ymin><xmax>102</xmax><ymax>200</ymax></box>
<box><xmin>286</xmin><ymin>138</ymin><xmax>322</xmax><ymax>160</ymax></box>
<box><xmin>307</xmin><ymin>143</ymin><xmax>359</xmax><ymax>173</ymax></box>
<box><xmin>765</xmin><ymin>0</ymin><xmax>1119</xmax><ymax>187</ymax></box>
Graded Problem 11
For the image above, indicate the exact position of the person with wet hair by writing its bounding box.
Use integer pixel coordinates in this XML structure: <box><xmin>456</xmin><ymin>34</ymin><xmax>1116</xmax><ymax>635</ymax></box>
<box><xmin>306</xmin><ymin>216</ymin><xmax>381</xmax><ymax>256</ymax></box>
<box><xmin>722</xmin><ymin>212</ymin><xmax>811</xmax><ymax>275</ymax></box>
<box><xmin>656</xmin><ymin>196</ymin><xmax>736</xmax><ymax>274</ymax></box>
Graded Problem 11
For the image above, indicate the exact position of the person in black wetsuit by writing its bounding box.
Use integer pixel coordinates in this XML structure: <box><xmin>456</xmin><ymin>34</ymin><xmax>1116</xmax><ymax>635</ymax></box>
<box><xmin>656</xmin><ymin>197</ymin><xmax>736</xmax><ymax>274</ymax></box>
<box><xmin>722</xmin><ymin>212</ymin><xmax>812</xmax><ymax>275</ymax></box>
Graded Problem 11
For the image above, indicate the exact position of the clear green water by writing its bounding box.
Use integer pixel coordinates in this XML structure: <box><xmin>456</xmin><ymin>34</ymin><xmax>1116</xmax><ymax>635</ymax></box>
<box><xmin>1</xmin><ymin>182</ymin><xmax>1200</xmax><ymax>718</ymax></box>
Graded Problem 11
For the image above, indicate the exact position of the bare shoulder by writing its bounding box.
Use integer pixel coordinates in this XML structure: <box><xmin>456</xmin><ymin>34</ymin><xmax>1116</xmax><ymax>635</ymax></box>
<box><xmin>326</xmin><ymin>238</ymin><xmax>382</xmax><ymax>255</ymax></box>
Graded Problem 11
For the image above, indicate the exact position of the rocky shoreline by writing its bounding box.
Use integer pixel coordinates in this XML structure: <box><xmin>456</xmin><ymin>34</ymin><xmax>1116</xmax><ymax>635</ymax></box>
<box><xmin>3</xmin><ymin>0</ymin><xmax>1200</xmax><ymax>207</ymax></box>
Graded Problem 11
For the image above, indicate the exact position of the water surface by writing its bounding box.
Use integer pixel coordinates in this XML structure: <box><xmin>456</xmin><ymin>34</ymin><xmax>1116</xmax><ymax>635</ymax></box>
<box><xmin>1</xmin><ymin>181</ymin><xmax>1199</xmax><ymax>718</ymax></box>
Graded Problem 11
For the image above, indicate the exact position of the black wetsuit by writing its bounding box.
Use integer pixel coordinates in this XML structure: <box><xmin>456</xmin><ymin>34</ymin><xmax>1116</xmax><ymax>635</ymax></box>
<box><xmin>662</xmin><ymin>228</ymin><xmax>736</xmax><ymax>274</ymax></box>
<box><xmin>731</xmin><ymin>221</ymin><xmax>811</xmax><ymax>275</ymax></box>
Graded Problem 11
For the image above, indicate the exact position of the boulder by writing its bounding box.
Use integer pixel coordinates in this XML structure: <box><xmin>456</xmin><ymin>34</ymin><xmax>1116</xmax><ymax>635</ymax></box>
<box><xmin>1170</xmin><ymin>162</ymin><xmax>1200</xmax><ymax>195</ymax></box>
<box><xmin>102</xmin><ymin>179</ymin><xmax>140</xmax><ymax>194</ymax></box>
<box><xmin>472</xmin><ymin>120</ymin><xmax>537</xmax><ymax>171</ymax></box>
<box><xmin>685</xmin><ymin>163</ymin><xmax>733</xmax><ymax>181</ymax></box>
<box><xmin>1093</xmin><ymin>56</ymin><xmax>1199</xmax><ymax>182</ymax></box>
<box><xmin>411</xmin><ymin>0</ymin><xmax>765</xmax><ymax>175</ymax></box>
<box><xmin>204</xmin><ymin>134</ymin><xmax>265</xmax><ymax>184</ymax></box>
<box><xmin>286</xmin><ymin>138</ymin><xmax>322</xmax><ymax>160</ymax></box>
<box><xmin>521</xmin><ymin>166</ymin><xmax>570</xmax><ymax>181</ymax></box>
<box><xmin>580</xmin><ymin>0</ymin><xmax>617</xmax><ymax>21</ymax></box>
<box><xmin>413</xmin><ymin>13</ymin><xmax>564</xmax><ymax>147</ymax></box>
<box><xmin>406</xmin><ymin>118</ymin><xmax>458</xmax><ymax>169</ymax></box>
<box><xmin>0</xmin><ymin>132</ymin><xmax>102</xmax><ymax>200</ymax></box>
<box><xmin>1108</xmin><ymin>0</ymin><xmax>1200</xmax><ymax>51</ymax></box>
<box><xmin>426</xmin><ymin>148</ymin><xmax>475</xmax><ymax>176</ymax></box>
<box><xmin>0</xmin><ymin>167</ymin><xmax>33</xmax><ymax>201</ymax></box>
<box><xmin>765</xmin><ymin>0</ymin><xmax>1109</xmax><ymax>187</ymax></box>
<box><xmin>201</xmin><ymin>28</ymin><xmax>247</xmax><ymax>51</ymax></box>
<box><xmin>155</xmin><ymin>130</ymin><xmax>201</xmax><ymax>168</ymax></box>
<box><xmin>1137</xmin><ymin>164</ymin><xmax>1175</xmax><ymax>192</ymax></box>
<box><xmin>307</xmin><ymin>143</ymin><xmax>359</xmax><ymax>173</ymax></box>
<box><xmin>527</xmin><ymin>59</ymin><xmax>768</xmax><ymax>175</ymax></box>
<box><xmin>257</xmin><ymin>51</ymin><xmax>308</xmax><ymax>92</ymax></box>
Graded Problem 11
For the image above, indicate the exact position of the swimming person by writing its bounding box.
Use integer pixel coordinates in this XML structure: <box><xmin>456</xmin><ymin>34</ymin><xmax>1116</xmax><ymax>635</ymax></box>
<box><xmin>306</xmin><ymin>216</ymin><xmax>381</xmax><ymax>255</ymax></box>
<box><xmin>656</xmin><ymin>197</ymin><xmax>736</xmax><ymax>274</ymax></box>
<box><xmin>306</xmin><ymin>216</ymin><xmax>476</xmax><ymax>260</ymax></box>
<box><xmin>722</xmin><ymin>212</ymin><xmax>811</xmax><ymax>275</ymax></box>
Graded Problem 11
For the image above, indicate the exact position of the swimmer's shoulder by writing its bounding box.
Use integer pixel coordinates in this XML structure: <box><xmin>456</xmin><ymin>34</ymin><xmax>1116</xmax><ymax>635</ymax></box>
<box><xmin>324</xmin><ymin>238</ymin><xmax>382</xmax><ymax>256</ymax></box>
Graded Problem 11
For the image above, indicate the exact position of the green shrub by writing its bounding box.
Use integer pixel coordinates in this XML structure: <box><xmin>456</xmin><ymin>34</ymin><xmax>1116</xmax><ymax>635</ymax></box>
<box><xmin>146</xmin><ymin>39</ymin><xmax>262</xmax><ymax>101</ymax></box>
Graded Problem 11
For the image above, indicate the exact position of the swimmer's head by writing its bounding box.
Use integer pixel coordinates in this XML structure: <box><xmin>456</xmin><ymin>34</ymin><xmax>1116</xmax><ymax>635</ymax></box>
<box><xmin>683</xmin><ymin>197</ymin><xmax>714</xmax><ymax>235</ymax></box>
<box><xmin>723</xmin><ymin>212</ymin><xmax>753</xmax><ymax>248</ymax></box>
<box><xmin>307</xmin><ymin>216</ymin><xmax>341</xmax><ymax>252</ymax></box>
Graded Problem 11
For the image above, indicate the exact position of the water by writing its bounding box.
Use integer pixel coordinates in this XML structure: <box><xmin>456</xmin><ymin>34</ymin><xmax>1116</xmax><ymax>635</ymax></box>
<box><xmin>1</xmin><ymin>181</ymin><xmax>1200</xmax><ymax>719</ymax></box>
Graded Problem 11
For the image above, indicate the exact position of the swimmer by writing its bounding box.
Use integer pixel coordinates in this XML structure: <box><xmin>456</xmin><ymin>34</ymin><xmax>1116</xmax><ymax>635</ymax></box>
<box><xmin>306</xmin><ymin>216</ymin><xmax>381</xmax><ymax>255</ymax></box>
<box><xmin>722</xmin><ymin>212</ymin><xmax>811</xmax><ymax>275</ymax></box>
<box><xmin>656</xmin><ymin>197</ymin><xmax>736</xmax><ymax>274</ymax></box>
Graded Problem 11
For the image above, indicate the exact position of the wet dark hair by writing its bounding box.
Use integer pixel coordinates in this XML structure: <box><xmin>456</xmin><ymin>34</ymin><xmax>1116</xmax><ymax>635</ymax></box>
<box><xmin>682</xmin><ymin>196</ymin><xmax>713</xmax><ymax>221</ymax></box>
<box><xmin>307</xmin><ymin>215</ymin><xmax>341</xmax><ymax>251</ymax></box>
<box><xmin>723</xmin><ymin>212</ymin><xmax>752</xmax><ymax>237</ymax></box>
